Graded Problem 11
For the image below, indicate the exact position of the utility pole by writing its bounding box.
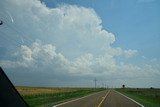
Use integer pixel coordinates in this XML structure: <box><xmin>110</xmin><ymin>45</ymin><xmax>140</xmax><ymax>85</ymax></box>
<box><xmin>94</xmin><ymin>78</ymin><xmax>97</xmax><ymax>89</ymax></box>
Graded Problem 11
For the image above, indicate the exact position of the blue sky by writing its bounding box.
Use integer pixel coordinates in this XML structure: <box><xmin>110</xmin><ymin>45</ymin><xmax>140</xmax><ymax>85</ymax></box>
<box><xmin>0</xmin><ymin>0</ymin><xmax>160</xmax><ymax>88</ymax></box>
<box><xmin>43</xmin><ymin>0</ymin><xmax>160</xmax><ymax>59</ymax></box>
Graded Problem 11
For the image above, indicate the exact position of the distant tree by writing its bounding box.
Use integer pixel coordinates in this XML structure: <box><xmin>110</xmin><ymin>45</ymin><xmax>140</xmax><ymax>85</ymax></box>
<box><xmin>150</xmin><ymin>87</ymin><xmax>154</xmax><ymax>89</ymax></box>
<box><xmin>122</xmin><ymin>85</ymin><xmax>125</xmax><ymax>88</ymax></box>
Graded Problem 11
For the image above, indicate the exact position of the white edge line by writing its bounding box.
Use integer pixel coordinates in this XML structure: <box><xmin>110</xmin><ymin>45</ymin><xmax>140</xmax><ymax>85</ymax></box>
<box><xmin>53</xmin><ymin>90</ymin><xmax>106</xmax><ymax>107</ymax></box>
<box><xmin>114</xmin><ymin>90</ymin><xmax>144</xmax><ymax>107</ymax></box>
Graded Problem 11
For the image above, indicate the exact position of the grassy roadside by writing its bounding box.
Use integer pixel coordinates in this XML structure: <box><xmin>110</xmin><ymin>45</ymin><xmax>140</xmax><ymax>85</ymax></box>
<box><xmin>16</xmin><ymin>87</ymin><xmax>105</xmax><ymax>107</ymax></box>
<box><xmin>116</xmin><ymin>88</ymin><xmax>160</xmax><ymax>107</ymax></box>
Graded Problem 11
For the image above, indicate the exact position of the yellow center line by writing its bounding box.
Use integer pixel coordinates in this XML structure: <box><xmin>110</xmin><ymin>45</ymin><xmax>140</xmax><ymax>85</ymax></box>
<box><xmin>97</xmin><ymin>90</ymin><xmax>110</xmax><ymax>107</ymax></box>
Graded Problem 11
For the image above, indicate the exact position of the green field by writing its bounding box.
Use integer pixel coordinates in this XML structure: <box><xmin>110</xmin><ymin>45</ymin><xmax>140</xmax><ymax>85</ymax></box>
<box><xmin>116</xmin><ymin>88</ymin><xmax>160</xmax><ymax>107</ymax></box>
<box><xmin>16</xmin><ymin>87</ymin><xmax>105</xmax><ymax>107</ymax></box>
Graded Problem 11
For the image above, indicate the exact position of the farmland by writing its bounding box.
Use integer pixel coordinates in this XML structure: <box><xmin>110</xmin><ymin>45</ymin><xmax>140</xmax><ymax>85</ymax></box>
<box><xmin>16</xmin><ymin>87</ymin><xmax>160</xmax><ymax>107</ymax></box>
<box><xmin>16</xmin><ymin>87</ymin><xmax>80</xmax><ymax>95</ymax></box>
<box><xmin>16</xmin><ymin>86</ymin><xmax>105</xmax><ymax>107</ymax></box>
<box><xmin>116</xmin><ymin>88</ymin><xmax>160</xmax><ymax>107</ymax></box>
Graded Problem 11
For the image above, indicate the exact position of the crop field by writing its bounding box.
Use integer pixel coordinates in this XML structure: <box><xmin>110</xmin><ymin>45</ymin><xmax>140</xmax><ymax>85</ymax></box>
<box><xmin>116</xmin><ymin>88</ymin><xmax>160</xmax><ymax>107</ymax></box>
<box><xmin>16</xmin><ymin>86</ymin><xmax>80</xmax><ymax>95</ymax></box>
<box><xmin>16</xmin><ymin>86</ymin><xmax>104</xmax><ymax>107</ymax></box>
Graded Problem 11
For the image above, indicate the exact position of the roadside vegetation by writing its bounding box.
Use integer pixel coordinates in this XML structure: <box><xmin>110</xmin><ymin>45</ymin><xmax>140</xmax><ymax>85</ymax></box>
<box><xmin>116</xmin><ymin>88</ymin><xmax>160</xmax><ymax>107</ymax></box>
<box><xmin>16</xmin><ymin>86</ymin><xmax>105</xmax><ymax>107</ymax></box>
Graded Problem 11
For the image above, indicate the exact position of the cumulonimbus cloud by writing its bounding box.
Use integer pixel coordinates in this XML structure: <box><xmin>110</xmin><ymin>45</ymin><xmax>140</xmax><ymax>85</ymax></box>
<box><xmin>0</xmin><ymin>0</ymin><xmax>159</xmax><ymax>87</ymax></box>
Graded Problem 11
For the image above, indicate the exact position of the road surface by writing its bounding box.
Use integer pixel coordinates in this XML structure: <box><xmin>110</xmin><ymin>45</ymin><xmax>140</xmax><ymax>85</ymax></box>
<box><xmin>54</xmin><ymin>90</ymin><xmax>108</xmax><ymax>107</ymax></box>
<box><xmin>103</xmin><ymin>90</ymin><xmax>143</xmax><ymax>107</ymax></box>
<box><xmin>53</xmin><ymin>90</ymin><xmax>144</xmax><ymax>107</ymax></box>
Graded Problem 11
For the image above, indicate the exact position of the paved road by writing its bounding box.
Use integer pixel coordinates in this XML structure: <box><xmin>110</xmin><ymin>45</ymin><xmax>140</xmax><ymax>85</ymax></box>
<box><xmin>103</xmin><ymin>90</ymin><xmax>143</xmax><ymax>107</ymax></box>
<box><xmin>53</xmin><ymin>90</ymin><xmax>144</xmax><ymax>107</ymax></box>
<box><xmin>53</xmin><ymin>90</ymin><xmax>108</xmax><ymax>107</ymax></box>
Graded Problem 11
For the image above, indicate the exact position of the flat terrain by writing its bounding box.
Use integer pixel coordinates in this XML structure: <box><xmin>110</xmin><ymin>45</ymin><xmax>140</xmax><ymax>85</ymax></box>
<box><xmin>54</xmin><ymin>90</ymin><xmax>108</xmax><ymax>107</ymax></box>
<box><xmin>116</xmin><ymin>88</ymin><xmax>160</xmax><ymax>107</ymax></box>
<box><xmin>16</xmin><ymin>86</ymin><xmax>80</xmax><ymax>95</ymax></box>
<box><xmin>16</xmin><ymin>87</ymin><xmax>159</xmax><ymax>107</ymax></box>
<box><xmin>16</xmin><ymin>86</ymin><xmax>105</xmax><ymax>107</ymax></box>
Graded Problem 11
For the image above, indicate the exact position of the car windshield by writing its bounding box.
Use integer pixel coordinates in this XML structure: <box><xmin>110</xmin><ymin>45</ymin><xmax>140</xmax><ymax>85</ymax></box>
<box><xmin>0</xmin><ymin>0</ymin><xmax>160</xmax><ymax>107</ymax></box>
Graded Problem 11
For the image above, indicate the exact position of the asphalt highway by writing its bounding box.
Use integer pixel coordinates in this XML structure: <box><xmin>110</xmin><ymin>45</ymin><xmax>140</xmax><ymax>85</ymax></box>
<box><xmin>54</xmin><ymin>90</ymin><xmax>108</xmax><ymax>107</ymax></box>
<box><xmin>103</xmin><ymin>90</ymin><xmax>143</xmax><ymax>107</ymax></box>
<box><xmin>53</xmin><ymin>90</ymin><xmax>144</xmax><ymax>107</ymax></box>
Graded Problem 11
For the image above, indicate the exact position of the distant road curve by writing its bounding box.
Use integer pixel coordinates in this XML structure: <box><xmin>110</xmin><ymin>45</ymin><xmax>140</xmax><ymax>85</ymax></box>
<box><xmin>103</xmin><ymin>90</ymin><xmax>144</xmax><ymax>107</ymax></box>
<box><xmin>53</xmin><ymin>90</ymin><xmax>108</xmax><ymax>107</ymax></box>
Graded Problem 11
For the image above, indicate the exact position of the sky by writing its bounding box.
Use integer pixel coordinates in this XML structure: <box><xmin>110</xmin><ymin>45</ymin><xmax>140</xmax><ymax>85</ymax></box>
<box><xmin>0</xmin><ymin>0</ymin><xmax>160</xmax><ymax>88</ymax></box>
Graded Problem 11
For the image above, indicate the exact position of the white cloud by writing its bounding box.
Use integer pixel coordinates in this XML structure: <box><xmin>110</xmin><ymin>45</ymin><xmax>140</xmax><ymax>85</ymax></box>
<box><xmin>124</xmin><ymin>49</ymin><xmax>138</xmax><ymax>58</ymax></box>
<box><xmin>106</xmin><ymin>47</ymin><xmax>138</xmax><ymax>58</ymax></box>
<box><xmin>1</xmin><ymin>41</ymin><xmax>157</xmax><ymax>76</ymax></box>
<box><xmin>1</xmin><ymin>0</ymin><xmax>116</xmax><ymax>58</ymax></box>
<box><xmin>0</xmin><ymin>0</ymin><xmax>159</xmax><ymax>87</ymax></box>
<box><xmin>0</xmin><ymin>41</ymin><xmax>136</xmax><ymax>75</ymax></box>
